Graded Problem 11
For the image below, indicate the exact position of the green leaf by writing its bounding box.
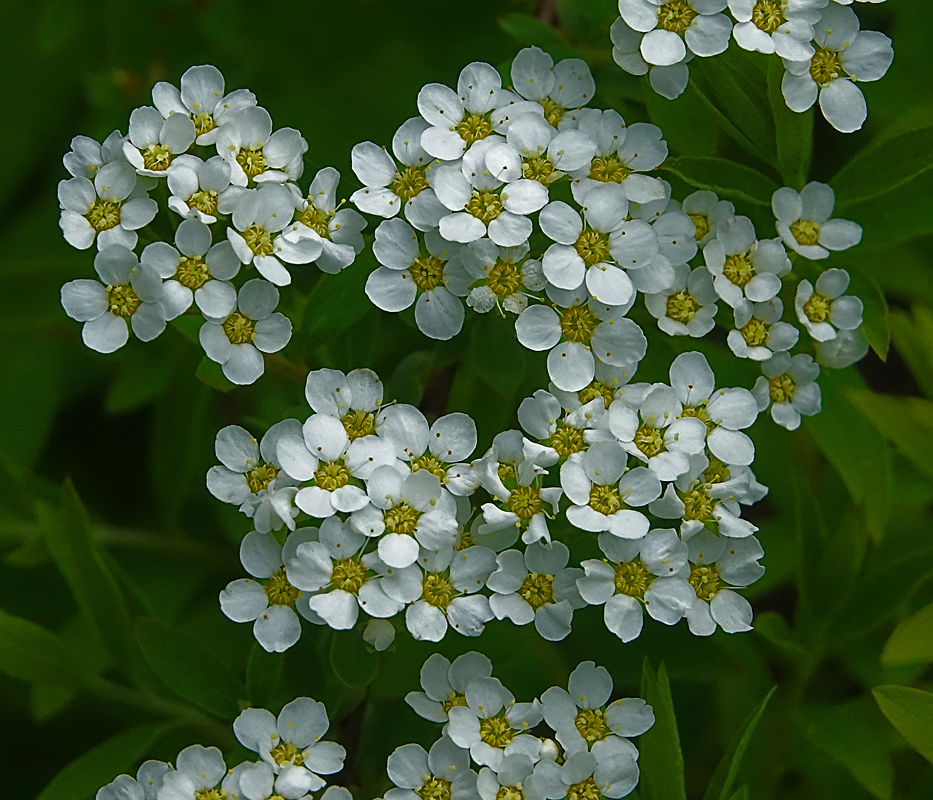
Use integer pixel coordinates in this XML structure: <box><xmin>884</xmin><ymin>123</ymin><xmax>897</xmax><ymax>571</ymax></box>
<box><xmin>728</xmin><ymin>789</ymin><xmax>749</xmax><ymax>800</ymax></box>
<box><xmin>836</xmin><ymin>170</ymin><xmax>933</xmax><ymax>249</ymax></box>
<box><xmin>136</xmin><ymin>618</ymin><xmax>245</xmax><ymax>719</ymax></box>
<box><xmin>847</xmin><ymin>266</ymin><xmax>889</xmax><ymax>361</ymax></box>
<box><xmin>35</xmin><ymin>724</ymin><xmax>169</xmax><ymax>800</ymax></box>
<box><xmin>329</xmin><ymin>630</ymin><xmax>379</xmax><ymax>688</ymax></box>
<box><xmin>637</xmin><ymin>660</ymin><xmax>686</xmax><ymax>800</ymax></box>
<box><xmin>40</xmin><ymin>483</ymin><xmax>137</xmax><ymax>674</ymax></box>
<box><xmin>194</xmin><ymin>356</ymin><xmax>234</xmax><ymax>392</ymax></box>
<box><xmin>247</xmin><ymin>643</ymin><xmax>284</xmax><ymax>708</ymax></box>
<box><xmin>469</xmin><ymin>314</ymin><xmax>528</xmax><ymax>398</ymax></box>
<box><xmin>831</xmin><ymin>125</ymin><xmax>933</xmax><ymax>205</ymax></box>
<box><xmin>660</xmin><ymin>157</ymin><xmax>780</xmax><ymax>208</ymax></box>
<box><xmin>498</xmin><ymin>14</ymin><xmax>578</xmax><ymax>60</ymax></box>
<box><xmin>888</xmin><ymin>307</ymin><xmax>933</xmax><ymax>398</ymax></box>
<box><xmin>873</xmin><ymin>685</ymin><xmax>933</xmax><ymax>764</ymax></box>
<box><xmin>767</xmin><ymin>57</ymin><xmax>812</xmax><ymax>188</ymax></box>
<box><xmin>882</xmin><ymin>602</ymin><xmax>933</xmax><ymax>666</ymax></box>
<box><xmin>753</xmin><ymin>612</ymin><xmax>808</xmax><ymax>661</ymax></box>
<box><xmin>298</xmin><ymin>258</ymin><xmax>373</xmax><ymax>346</ymax></box>
<box><xmin>106</xmin><ymin>355</ymin><xmax>176</xmax><ymax>413</ymax></box>
<box><xmin>0</xmin><ymin>606</ymin><xmax>86</xmax><ymax>687</ymax></box>
<box><xmin>702</xmin><ymin>687</ymin><xmax>777</xmax><ymax>800</ymax></box>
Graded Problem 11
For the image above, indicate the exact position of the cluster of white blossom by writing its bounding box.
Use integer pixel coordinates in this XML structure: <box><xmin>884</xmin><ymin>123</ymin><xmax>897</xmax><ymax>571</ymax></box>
<box><xmin>610</xmin><ymin>0</ymin><xmax>893</xmax><ymax>132</ymax></box>
<box><xmin>396</xmin><ymin>655</ymin><xmax>654</xmax><ymax>799</ymax></box>
<box><xmin>96</xmin><ymin>698</ymin><xmax>350</xmax><ymax>800</ymax></box>
<box><xmin>59</xmin><ymin>65</ymin><xmax>365</xmax><ymax>384</ymax></box>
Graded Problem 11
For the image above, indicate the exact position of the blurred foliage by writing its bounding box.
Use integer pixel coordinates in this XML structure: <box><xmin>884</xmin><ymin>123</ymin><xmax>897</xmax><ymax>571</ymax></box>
<box><xmin>2</xmin><ymin>0</ymin><xmax>933</xmax><ymax>798</ymax></box>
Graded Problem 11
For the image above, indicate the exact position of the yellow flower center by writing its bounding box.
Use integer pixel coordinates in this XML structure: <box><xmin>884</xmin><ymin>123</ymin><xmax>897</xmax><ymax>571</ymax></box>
<box><xmin>723</xmin><ymin>252</ymin><xmax>755</xmax><ymax>287</ymax></box>
<box><xmin>522</xmin><ymin>154</ymin><xmax>555</xmax><ymax>184</ymax></box>
<box><xmin>751</xmin><ymin>0</ymin><xmax>786</xmax><ymax>34</ymax></box>
<box><xmin>810</xmin><ymin>47</ymin><xmax>844</xmax><ymax>87</ymax></box>
<box><xmin>270</xmin><ymin>741</ymin><xmax>304</xmax><ymax>767</ymax></box>
<box><xmin>614</xmin><ymin>560</ymin><xmax>653</xmax><ymax>599</ymax></box>
<box><xmin>689</xmin><ymin>212</ymin><xmax>710</xmax><ymax>241</ymax></box>
<box><xmin>560</xmin><ymin>305</ymin><xmax>598</xmax><ymax>343</ymax></box>
<box><xmin>265</xmin><ymin>570</ymin><xmax>300</xmax><ymax>606</ymax></box>
<box><xmin>188</xmin><ymin>189</ymin><xmax>219</xmax><ymax>216</ymax></box>
<box><xmin>487</xmin><ymin>259</ymin><xmax>524</xmax><ymax>298</ymax></box>
<box><xmin>769</xmin><ymin>374</ymin><xmax>796</xmax><ymax>403</ymax></box>
<box><xmin>567</xmin><ymin>778</ymin><xmax>602</xmax><ymax>800</ymax></box>
<box><xmin>342</xmin><ymin>409</ymin><xmax>377</xmax><ymax>440</ymax></box>
<box><xmin>299</xmin><ymin>206</ymin><xmax>332</xmax><ymax>239</ymax></box>
<box><xmin>634</xmin><ymin>423</ymin><xmax>665</xmax><ymax>458</ymax></box>
<box><xmin>579</xmin><ymin>380</ymin><xmax>616</xmax><ymax>407</ymax></box>
<box><xmin>498</xmin><ymin>462</ymin><xmax>518</xmax><ymax>483</ymax></box>
<box><xmin>704</xmin><ymin>458</ymin><xmax>731</xmax><ymax>485</ymax></box>
<box><xmin>314</xmin><ymin>460</ymin><xmax>351</xmax><ymax>491</ymax></box>
<box><xmin>790</xmin><ymin>218</ymin><xmax>821</xmax><ymax>246</ymax></box>
<box><xmin>741</xmin><ymin>318</ymin><xmax>769</xmax><ymax>346</ymax></box>
<box><xmin>466</xmin><ymin>190</ymin><xmax>503</xmax><ymax>223</ymax></box>
<box><xmin>496</xmin><ymin>788</ymin><xmax>524</xmax><ymax>800</ymax></box>
<box><xmin>106</xmin><ymin>284</ymin><xmax>141</xmax><ymax>319</ymax></box>
<box><xmin>589</xmin><ymin>483</ymin><xmax>623</xmax><ymax>516</ymax></box>
<box><xmin>681</xmin><ymin>487</ymin><xmax>714</xmax><ymax>521</ymax></box>
<box><xmin>657</xmin><ymin>0</ymin><xmax>697</xmax><ymax>34</ymax></box>
<box><xmin>666</xmin><ymin>291</ymin><xmax>700</xmax><ymax>323</ymax></box>
<box><xmin>142</xmin><ymin>143</ymin><xmax>173</xmax><ymax>172</ymax></box>
<box><xmin>681</xmin><ymin>405</ymin><xmax>713</xmax><ymax>430</ymax></box>
<box><xmin>575</xmin><ymin>708</ymin><xmax>611</xmax><ymax>743</ymax></box>
<box><xmin>422</xmin><ymin>572</ymin><xmax>456</xmax><ymax>609</ymax></box>
<box><xmin>548</xmin><ymin>426</ymin><xmax>585</xmax><ymax>458</ymax></box>
<box><xmin>242</xmin><ymin>225</ymin><xmax>274</xmax><ymax>257</ymax></box>
<box><xmin>441</xmin><ymin>691</ymin><xmax>468</xmax><ymax>713</ymax></box>
<box><xmin>392</xmin><ymin>166</ymin><xmax>429</xmax><ymax>201</ymax></box>
<box><xmin>519</xmin><ymin>572</ymin><xmax>554</xmax><ymax>609</ymax></box>
<box><xmin>412</xmin><ymin>453</ymin><xmax>448</xmax><ymax>480</ymax></box>
<box><xmin>410</xmin><ymin>255</ymin><xmax>446</xmax><ymax>292</ymax></box>
<box><xmin>331</xmin><ymin>557</ymin><xmax>368</xmax><ymax>594</ymax></box>
<box><xmin>803</xmin><ymin>291</ymin><xmax>832</xmax><ymax>323</ymax></box>
<box><xmin>456</xmin><ymin>112</ymin><xmax>494</xmax><ymax>144</ymax></box>
<box><xmin>418</xmin><ymin>777</ymin><xmax>452</xmax><ymax>800</ymax></box>
<box><xmin>384</xmin><ymin>501</ymin><xmax>422</xmax><ymax>535</ymax></box>
<box><xmin>246</xmin><ymin>462</ymin><xmax>278</xmax><ymax>493</ymax></box>
<box><xmin>236</xmin><ymin>146</ymin><xmax>267</xmax><ymax>179</ymax></box>
<box><xmin>480</xmin><ymin>715</ymin><xmax>515</xmax><ymax>747</ymax></box>
<box><xmin>508</xmin><ymin>485</ymin><xmax>544</xmax><ymax>521</ymax></box>
<box><xmin>193</xmin><ymin>111</ymin><xmax>216</xmax><ymax>137</ymax></box>
<box><xmin>176</xmin><ymin>255</ymin><xmax>211</xmax><ymax>290</ymax></box>
<box><xmin>539</xmin><ymin>97</ymin><xmax>565</xmax><ymax>127</ymax></box>
<box><xmin>194</xmin><ymin>790</ymin><xmax>226</xmax><ymax>800</ymax></box>
<box><xmin>689</xmin><ymin>564</ymin><xmax>721</xmax><ymax>601</ymax></box>
<box><xmin>574</xmin><ymin>229</ymin><xmax>612</xmax><ymax>266</ymax></box>
<box><xmin>222</xmin><ymin>312</ymin><xmax>255</xmax><ymax>344</ymax></box>
<box><xmin>86</xmin><ymin>198</ymin><xmax>121</xmax><ymax>232</ymax></box>
<box><xmin>589</xmin><ymin>155</ymin><xmax>631</xmax><ymax>184</ymax></box>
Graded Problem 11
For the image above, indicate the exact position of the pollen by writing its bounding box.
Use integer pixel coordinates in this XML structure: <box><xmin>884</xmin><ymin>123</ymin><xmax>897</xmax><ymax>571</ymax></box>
<box><xmin>560</xmin><ymin>305</ymin><xmax>598</xmax><ymax>343</ymax></box>
<box><xmin>188</xmin><ymin>189</ymin><xmax>219</xmax><ymax>216</ymax></box>
<box><xmin>269</xmin><ymin>741</ymin><xmax>304</xmax><ymax>767</ymax></box>
<box><xmin>810</xmin><ymin>47</ymin><xmax>844</xmax><ymax>87</ymax></box>
<box><xmin>242</xmin><ymin>225</ymin><xmax>275</xmax><ymax>257</ymax></box>
<box><xmin>194</xmin><ymin>790</ymin><xmax>227</xmax><ymax>800</ymax></box>
<box><xmin>86</xmin><ymin>198</ymin><xmax>121</xmax><ymax>232</ymax></box>
<box><xmin>480</xmin><ymin>715</ymin><xmax>515</xmax><ymax>747</ymax></box>
<box><xmin>688</xmin><ymin>564</ymin><xmax>721</xmax><ymax>601</ymax></box>
<box><xmin>245</xmin><ymin>461</ymin><xmax>278</xmax><ymax>493</ymax></box>
<box><xmin>634</xmin><ymin>423</ymin><xmax>665</xmax><ymax>458</ymax></box>
<box><xmin>299</xmin><ymin>205</ymin><xmax>332</xmax><ymax>239</ymax></box>
<box><xmin>589</xmin><ymin>483</ymin><xmax>623</xmax><ymax>516</ymax></box>
<box><xmin>418</xmin><ymin>777</ymin><xmax>452</xmax><ymax>800</ymax></box>
<box><xmin>574</xmin><ymin>708</ymin><xmax>611</xmax><ymax>743</ymax></box>
<box><xmin>803</xmin><ymin>290</ymin><xmax>832</xmax><ymax>323</ymax></box>
<box><xmin>456</xmin><ymin>112</ymin><xmax>494</xmax><ymax>145</ymax></box>
<box><xmin>522</xmin><ymin>154</ymin><xmax>556</xmax><ymax>184</ymax></box>
<box><xmin>574</xmin><ymin>229</ymin><xmax>612</xmax><ymax>266</ymax></box>
<box><xmin>790</xmin><ymin>218</ymin><xmax>821</xmax><ymax>246</ymax></box>
<box><xmin>704</xmin><ymin>457</ymin><xmax>731</xmax><ymax>485</ymax></box>
<box><xmin>314</xmin><ymin>460</ymin><xmax>352</xmax><ymax>491</ymax></box>
<box><xmin>689</xmin><ymin>212</ymin><xmax>710</xmax><ymax>241</ymax></box>
<box><xmin>265</xmin><ymin>570</ymin><xmax>300</xmax><ymax>606</ymax></box>
<box><xmin>657</xmin><ymin>0</ymin><xmax>697</xmax><ymax>35</ymax></box>
<box><xmin>342</xmin><ymin>409</ymin><xmax>377</xmax><ymax>440</ymax></box>
<box><xmin>193</xmin><ymin>111</ymin><xmax>217</xmax><ymax>137</ymax></box>
<box><xmin>236</xmin><ymin>146</ymin><xmax>268</xmax><ymax>180</ymax></box>
<box><xmin>392</xmin><ymin>166</ymin><xmax>429</xmax><ymax>201</ymax></box>
<box><xmin>681</xmin><ymin>487</ymin><xmax>714</xmax><ymax>521</ymax></box>
<box><xmin>614</xmin><ymin>560</ymin><xmax>653</xmax><ymax>598</ymax></box>
<box><xmin>422</xmin><ymin>572</ymin><xmax>456</xmax><ymax>609</ymax></box>
<box><xmin>549</xmin><ymin>426</ymin><xmax>585</xmax><ymax>458</ymax></box>
<box><xmin>331</xmin><ymin>557</ymin><xmax>368</xmax><ymax>594</ymax></box>
<box><xmin>410</xmin><ymin>255</ymin><xmax>446</xmax><ymax>291</ymax></box>
<box><xmin>222</xmin><ymin>312</ymin><xmax>256</xmax><ymax>345</ymax></box>
<box><xmin>723</xmin><ymin>252</ymin><xmax>755</xmax><ymax>287</ymax></box>
<box><xmin>518</xmin><ymin>572</ymin><xmax>554</xmax><ymax>608</ymax></box>
<box><xmin>106</xmin><ymin>284</ymin><xmax>141</xmax><ymax>319</ymax></box>
<box><xmin>176</xmin><ymin>255</ymin><xmax>211</xmax><ymax>290</ymax></box>
<box><xmin>751</xmin><ymin>0</ymin><xmax>786</xmax><ymax>34</ymax></box>
<box><xmin>768</xmin><ymin>373</ymin><xmax>796</xmax><ymax>403</ymax></box>
<box><xmin>539</xmin><ymin>97</ymin><xmax>565</xmax><ymax>127</ymax></box>
<box><xmin>508</xmin><ymin>485</ymin><xmax>544</xmax><ymax>520</ymax></box>
<box><xmin>740</xmin><ymin>318</ymin><xmax>769</xmax><ymax>346</ymax></box>
<box><xmin>384</xmin><ymin>501</ymin><xmax>422</xmax><ymax>535</ymax></box>
<box><xmin>589</xmin><ymin>155</ymin><xmax>631</xmax><ymax>184</ymax></box>
<box><xmin>579</xmin><ymin>380</ymin><xmax>616</xmax><ymax>407</ymax></box>
<box><xmin>466</xmin><ymin>190</ymin><xmax>503</xmax><ymax>223</ymax></box>
<box><xmin>666</xmin><ymin>290</ymin><xmax>700</xmax><ymax>324</ymax></box>
<box><xmin>412</xmin><ymin>453</ymin><xmax>448</xmax><ymax>480</ymax></box>
<box><xmin>442</xmin><ymin>691</ymin><xmax>468</xmax><ymax>713</ymax></box>
<box><xmin>487</xmin><ymin>259</ymin><xmax>524</xmax><ymax>298</ymax></box>
<box><xmin>142</xmin><ymin>143</ymin><xmax>173</xmax><ymax>172</ymax></box>
<box><xmin>496</xmin><ymin>788</ymin><xmax>524</xmax><ymax>800</ymax></box>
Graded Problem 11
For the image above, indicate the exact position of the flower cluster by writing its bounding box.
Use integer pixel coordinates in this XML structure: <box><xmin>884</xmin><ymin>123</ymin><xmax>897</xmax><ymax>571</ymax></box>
<box><xmin>96</xmin><ymin>698</ymin><xmax>350</xmax><ymax>800</ymax></box>
<box><xmin>395</xmin><ymin>656</ymin><xmax>655</xmax><ymax>800</ymax></box>
<box><xmin>610</xmin><ymin>0</ymin><xmax>893</xmax><ymax>132</ymax></box>
<box><xmin>60</xmin><ymin>65</ymin><xmax>366</xmax><ymax>383</ymax></box>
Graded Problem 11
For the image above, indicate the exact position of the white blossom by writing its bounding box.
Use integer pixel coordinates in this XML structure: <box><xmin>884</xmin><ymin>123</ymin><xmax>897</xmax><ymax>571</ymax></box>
<box><xmin>772</xmin><ymin>182</ymin><xmax>862</xmax><ymax>259</ymax></box>
<box><xmin>404</xmin><ymin>651</ymin><xmax>494</xmax><ymax>723</ymax></box>
<box><xmin>167</xmin><ymin>154</ymin><xmax>239</xmax><ymax>224</ymax></box>
<box><xmin>644</xmin><ymin>263</ymin><xmax>718</xmax><ymax>337</ymax></box>
<box><xmin>122</xmin><ymin>106</ymin><xmax>195</xmax><ymax>177</ymax></box>
<box><xmin>752</xmin><ymin>352</ymin><xmax>821</xmax><ymax>430</ymax></box>
<box><xmin>510</xmin><ymin>46</ymin><xmax>596</xmax><ymax>128</ymax></box>
<box><xmin>96</xmin><ymin>762</ymin><xmax>171</xmax><ymax>800</ymax></box>
<box><xmin>704</xmin><ymin>215</ymin><xmax>790</xmax><ymax>308</ymax></box>
<box><xmin>217</xmin><ymin>106</ymin><xmax>308</xmax><ymax>185</ymax></box>
<box><xmin>727</xmin><ymin>298</ymin><xmax>799</xmax><ymax>361</ymax></box>
<box><xmin>729</xmin><ymin>0</ymin><xmax>823</xmax><ymax>61</ymax></box>
<box><xmin>795</xmin><ymin>268</ymin><xmax>863</xmax><ymax>341</ymax></box>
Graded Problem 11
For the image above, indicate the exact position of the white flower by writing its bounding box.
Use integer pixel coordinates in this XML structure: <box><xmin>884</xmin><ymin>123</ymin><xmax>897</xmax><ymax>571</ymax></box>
<box><xmin>227</xmin><ymin>183</ymin><xmax>321</xmax><ymax>286</ymax></box>
<box><xmin>157</xmin><ymin>746</ymin><xmax>230</xmax><ymax>800</ymax></box>
<box><xmin>402</xmin><ymin>546</ymin><xmax>497</xmax><ymax>641</ymax></box>
<box><xmin>795</xmin><ymin>268</ymin><xmax>863</xmax><ymax>342</ymax></box>
<box><xmin>561</xmin><ymin>442</ymin><xmax>661</xmax><ymax>539</ymax></box>
<box><xmin>64</xmin><ymin>130</ymin><xmax>125</xmax><ymax>179</ymax></box>
<box><xmin>772</xmin><ymin>182</ymin><xmax>862</xmax><ymax>259</ymax></box>
<box><xmin>58</xmin><ymin>160</ymin><xmax>156</xmax><ymax>251</ymax></box>
<box><xmin>221</xmin><ymin>762</ymin><xmax>340</xmax><ymax>800</ymax></box>
<box><xmin>305</xmin><ymin>368</ymin><xmax>384</xmax><ymax>439</ymax></box>
<box><xmin>385</xmin><ymin>737</ymin><xmax>478</xmax><ymax>800</ymax></box>
<box><xmin>233</xmin><ymin>698</ymin><xmax>346</xmax><ymax>793</ymax></box>
<box><xmin>549</xmin><ymin>362</ymin><xmax>640</xmax><ymax>414</ymax></box>
<box><xmin>122</xmin><ymin>106</ymin><xmax>195</xmax><ymax>177</ymax></box>
<box><xmin>350</xmin><ymin>117</ymin><xmax>447</xmax><ymax>231</ymax></box>
<box><xmin>61</xmin><ymin>246</ymin><xmax>165</xmax><ymax>353</ymax></box>
<box><xmin>141</xmin><ymin>218</ymin><xmax>240</xmax><ymax>320</ymax></box>
<box><xmin>217</xmin><ymin>106</ymin><xmax>308</xmax><ymax>185</ymax></box>
<box><xmin>645</xmin><ymin>263</ymin><xmax>718</xmax><ymax>337</ymax></box>
<box><xmin>286</xmin><ymin>517</ymin><xmax>403</xmax><ymax>628</ymax></box>
<box><xmin>578</xmin><ymin>530</ymin><xmax>695</xmax><ymax>641</ymax></box>
<box><xmin>533</xmin><ymin>746</ymin><xmax>641</xmax><ymax>800</ymax></box>
<box><xmin>96</xmin><ymin>761</ymin><xmax>171</xmax><ymax>800</ymax></box>
<box><xmin>283</xmin><ymin>167</ymin><xmax>367</xmax><ymax>274</ymax></box>
<box><xmin>681</xmin><ymin>189</ymin><xmax>734</xmax><ymax>247</ymax></box>
<box><xmin>515</xmin><ymin>296</ymin><xmax>647</xmax><ymax>393</ymax></box>
<box><xmin>704</xmin><ymin>215</ymin><xmax>790</xmax><ymax>308</ymax></box>
<box><xmin>683</xmin><ymin>529</ymin><xmax>765</xmax><ymax>635</ymax></box>
<box><xmin>570</xmin><ymin>111</ymin><xmax>668</xmax><ymax>203</ymax></box>
<box><xmin>152</xmin><ymin>64</ymin><xmax>256</xmax><ymax>145</ymax></box>
<box><xmin>461</xmin><ymin>239</ymin><xmax>538</xmax><ymax>316</ymax></box>
<box><xmin>363</xmin><ymin>618</ymin><xmax>396</xmax><ymax>651</ymax></box>
<box><xmin>518</xmin><ymin>389</ymin><xmax>605</xmax><ymax>462</ymax></box>
<box><xmin>486</xmin><ymin>541</ymin><xmax>586</xmax><ymax>641</ymax></box>
<box><xmin>815</xmin><ymin>326</ymin><xmax>869</xmax><ymax>368</ymax></box>
<box><xmin>365</xmin><ymin>220</ymin><xmax>470</xmax><ymax>340</ymax></box>
<box><xmin>608</xmin><ymin>386</ymin><xmax>707</xmax><ymax>481</ymax></box>
<box><xmin>510</xmin><ymin>46</ymin><xmax>596</xmax><ymax>128</ymax></box>
<box><xmin>219</xmin><ymin>528</ymin><xmax>320</xmax><ymax>652</ymax></box>
<box><xmin>781</xmin><ymin>3</ymin><xmax>894</xmax><ymax>133</ymax></box>
<box><xmin>447</xmin><ymin>677</ymin><xmax>544</xmax><ymax>769</ymax></box>
<box><xmin>540</xmin><ymin>661</ymin><xmax>655</xmax><ymax>755</ymax></box>
<box><xmin>199</xmin><ymin>278</ymin><xmax>292</xmax><ymax>385</ymax></box>
<box><xmin>433</xmin><ymin>138</ymin><xmax>548</xmax><ymax>247</ymax></box>
<box><xmin>729</xmin><ymin>0</ymin><xmax>823</xmax><ymax>61</ymax></box>
<box><xmin>476</xmin><ymin>756</ymin><xmax>547</xmax><ymax>800</ymax></box>
<box><xmin>277</xmin><ymin>413</ymin><xmax>397</xmax><ymax>519</ymax></box>
<box><xmin>404</xmin><ymin>651</ymin><xmax>494</xmax><ymax>723</ymax></box>
<box><xmin>752</xmin><ymin>352</ymin><xmax>821</xmax><ymax>430</ymax></box>
<box><xmin>727</xmin><ymin>298</ymin><xmax>799</xmax><ymax>361</ymax></box>
<box><xmin>167</xmin><ymin>154</ymin><xmax>239</xmax><ymax>223</ymax></box>
<box><xmin>205</xmin><ymin>420</ymin><xmax>301</xmax><ymax>530</ymax></box>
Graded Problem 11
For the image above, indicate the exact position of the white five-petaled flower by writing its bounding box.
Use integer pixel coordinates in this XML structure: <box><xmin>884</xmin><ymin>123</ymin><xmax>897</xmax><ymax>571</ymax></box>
<box><xmin>781</xmin><ymin>3</ymin><xmax>894</xmax><ymax>133</ymax></box>
<box><xmin>644</xmin><ymin>263</ymin><xmax>718</xmax><ymax>337</ymax></box>
<box><xmin>157</xmin><ymin>746</ymin><xmax>230</xmax><ymax>800</ymax></box>
<box><xmin>167</xmin><ymin>154</ymin><xmax>239</xmax><ymax>224</ymax></box>
<box><xmin>461</xmin><ymin>239</ymin><xmax>538</xmax><ymax>316</ymax></box>
<box><xmin>96</xmin><ymin>761</ymin><xmax>171</xmax><ymax>800</ymax></box>
<box><xmin>385</xmin><ymin>736</ymin><xmax>478</xmax><ymax>800</ymax></box>
<box><xmin>795</xmin><ymin>268</ymin><xmax>863</xmax><ymax>342</ymax></box>
<box><xmin>752</xmin><ymin>351</ymin><xmax>821</xmax><ymax>430</ymax></box>
<box><xmin>64</xmin><ymin>130</ymin><xmax>125</xmax><ymax>179</ymax></box>
<box><xmin>772</xmin><ymin>182</ymin><xmax>862</xmax><ymax>259</ymax></box>
<box><xmin>533</xmin><ymin>744</ymin><xmax>641</xmax><ymax>800</ymax></box>
<box><xmin>404</xmin><ymin>651</ymin><xmax>494</xmax><ymax>722</ymax></box>
<box><xmin>61</xmin><ymin>245</ymin><xmax>165</xmax><ymax>353</ymax></box>
<box><xmin>680</xmin><ymin>189</ymin><xmax>735</xmax><ymax>247</ymax></box>
<box><xmin>510</xmin><ymin>45</ymin><xmax>597</xmax><ymax>128</ymax></box>
<box><xmin>518</xmin><ymin>389</ymin><xmax>605</xmax><ymax>463</ymax></box>
<box><xmin>199</xmin><ymin>278</ymin><xmax>292</xmax><ymax>386</ymax></box>
<box><xmin>728</xmin><ymin>297</ymin><xmax>799</xmax><ymax>361</ymax></box>
<box><xmin>729</xmin><ymin>0</ymin><xmax>823</xmax><ymax>61</ymax></box>
<box><xmin>815</xmin><ymin>326</ymin><xmax>869</xmax><ymax>368</ymax></box>
<box><xmin>217</xmin><ymin>105</ymin><xmax>308</xmax><ymax>186</ymax></box>
<box><xmin>122</xmin><ymin>105</ymin><xmax>196</xmax><ymax>177</ymax></box>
